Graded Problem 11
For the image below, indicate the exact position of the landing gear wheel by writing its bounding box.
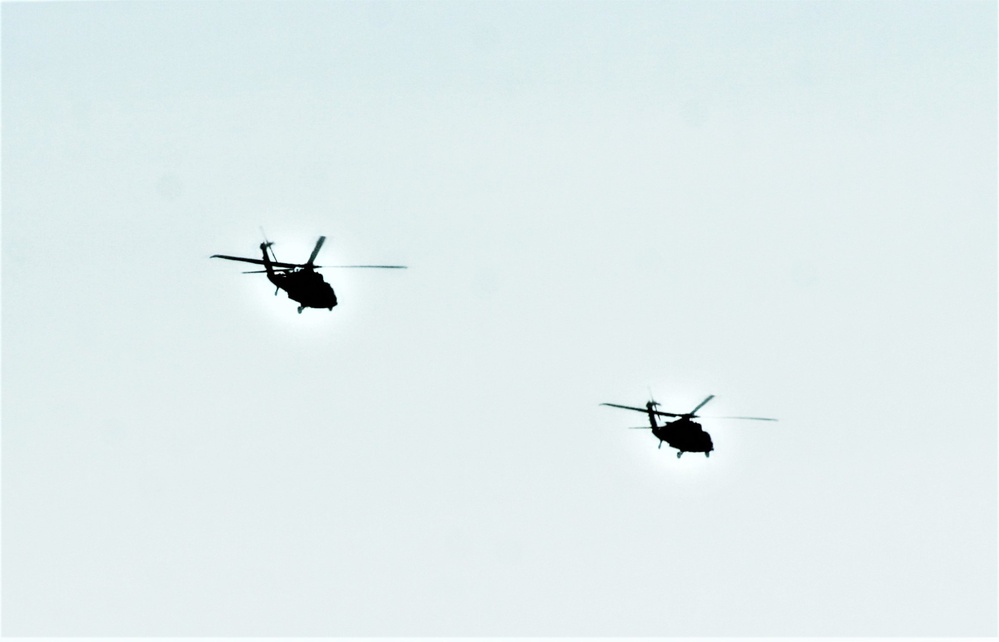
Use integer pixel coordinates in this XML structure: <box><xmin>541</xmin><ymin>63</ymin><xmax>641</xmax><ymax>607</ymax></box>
<box><xmin>297</xmin><ymin>306</ymin><xmax>304</xmax><ymax>314</ymax></box>
<box><xmin>705</xmin><ymin>451</ymin><xmax>710</xmax><ymax>458</ymax></box>
<box><xmin>676</xmin><ymin>451</ymin><xmax>682</xmax><ymax>459</ymax></box>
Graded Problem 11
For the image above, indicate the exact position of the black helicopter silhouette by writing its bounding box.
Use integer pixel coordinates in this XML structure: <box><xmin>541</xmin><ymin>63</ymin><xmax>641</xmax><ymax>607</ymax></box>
<box><xmin>211</xmin><ymin>235</ymin><xmax>406</xmax><ymax>313</ymax></box>
<box><xmin>601</xmin><ymin>394</ymin><xmax>777</xmax><ymax>458</ymax></box>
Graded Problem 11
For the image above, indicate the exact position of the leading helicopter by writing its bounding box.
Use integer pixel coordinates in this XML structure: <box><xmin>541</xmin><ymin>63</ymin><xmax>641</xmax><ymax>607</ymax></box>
<box><xmin>211</xmin><ymin>235</ymin><xmax>406</xmax><ymax>313</ymax></box>
<box><xmin>601</xmin><ymin>394</ymin><xmax>777</xmax><ymax>458</ymax></box>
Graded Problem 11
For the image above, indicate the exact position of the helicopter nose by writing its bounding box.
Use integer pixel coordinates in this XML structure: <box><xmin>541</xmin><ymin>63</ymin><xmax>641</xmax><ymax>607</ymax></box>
<box><xmin>321</xmin><ymin>283</ymin><xmax>337</xmax><ymax>308</ymax></box>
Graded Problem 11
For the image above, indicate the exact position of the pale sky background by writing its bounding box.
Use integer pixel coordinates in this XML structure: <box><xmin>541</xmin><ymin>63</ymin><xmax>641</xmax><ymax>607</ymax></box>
<box><xmin>2</xmin><ymin>0</ymin><xmax>996</xmax><ymax>636</ymax></box>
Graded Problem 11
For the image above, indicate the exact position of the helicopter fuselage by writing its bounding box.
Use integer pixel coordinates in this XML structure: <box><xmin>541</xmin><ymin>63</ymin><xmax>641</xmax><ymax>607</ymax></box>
<box><xmin>650</xmin><ymin>416</ymin><xmax>714</xmax><ymax>457</ymax></box>
<box><xmin>647</xmin><ymin>403</ymin><xmax>715</xmax><ymax>457</ymax></box>
<box><xmin>269</xmin><ymin>268</ymin><xmax>337</xmax><ymax>310</ymax></box>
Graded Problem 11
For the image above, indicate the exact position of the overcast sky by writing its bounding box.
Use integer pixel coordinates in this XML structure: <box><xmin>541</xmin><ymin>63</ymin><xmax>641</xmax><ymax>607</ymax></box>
<box><xmin>3</xmin><ymin>0</ymin><xmax>996</xmax><ymax>636</ymax></box>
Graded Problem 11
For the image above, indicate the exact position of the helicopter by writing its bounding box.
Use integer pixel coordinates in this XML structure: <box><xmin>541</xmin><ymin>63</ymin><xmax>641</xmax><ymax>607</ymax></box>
<box><xmin>601</xmin><ymin>394</ymin><xmax>777</xmax><ymax>458</ymax></box>
<box><xmin>211</xmin><ymin>235</ymin><xmax>406</xmax><ymax>313</ymax></box>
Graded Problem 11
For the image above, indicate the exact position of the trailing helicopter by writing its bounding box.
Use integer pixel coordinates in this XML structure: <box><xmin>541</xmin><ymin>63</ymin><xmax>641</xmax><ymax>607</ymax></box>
<box><xmin>211</xmin><ymin>235</ymin><xmax>406</xmax><ymax>313</ymax></box>
<box><xmin>601</xmin><ymin>394</ymin><xmax>777</xmax><ymax>458</ymax></box>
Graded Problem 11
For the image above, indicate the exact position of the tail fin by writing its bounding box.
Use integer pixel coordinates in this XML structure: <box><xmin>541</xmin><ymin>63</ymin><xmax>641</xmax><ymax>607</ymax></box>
<box><xmin>259</xmin><ymin>243</ymin><xmax>276</xmax><ymax>271</ymax></box>
<box><xmin>259</xmin><ymin>242</ymin><xmax>281</xmax><ymax>294</ymax></box>
<box><xmin>645</xmin><ymin>401</ymin><xmax>660</xmax><ymax>428</ymax></box>
<box><xmin>259</xmin><ymin>227</ymin><xmax>280</xmax><ymax>279</ymax></box>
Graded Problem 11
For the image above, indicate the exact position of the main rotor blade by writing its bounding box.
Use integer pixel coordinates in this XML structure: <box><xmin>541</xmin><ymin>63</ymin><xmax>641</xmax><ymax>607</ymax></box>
<box><xmin>306</xmin><ymin>236</ymin><xmax>326</xmax><ymax>266</ymax></box>
<box><xmin>240</xmin><ymin>264</ymin><xmax>406</xmax><ymax>271</ymax></box>
<box><xmin>321</xmin><ymin>265</ymin><xmax>408</xmax><ymax>269</ymax></box>
<box><xmin>702</xmin><ymin>416</ymin><xmax>778</xmax><ymax>422</ymax></box>
<box><xmin>627</xmin><ymin>426</ymin><xmax>653</xmax><ymax>430</ymax></box>
<box><xmin>601</xmin><ymin>403</ymin><xmax>651</xmax><ymax>413</ymax></box>
<box><xmin>602</xmin><ymin>403</ymin><xmax>681</xmax><ymax>417</ymax></box>
<box><xmin>688</xmin><ymin>395</ymin><xmax>715</xmax><ymax>416</ymax></box>
<box><xmin>211</xmin><ymin>254</ymin><xmax>300</xmax><ymax>269</ymax></box>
